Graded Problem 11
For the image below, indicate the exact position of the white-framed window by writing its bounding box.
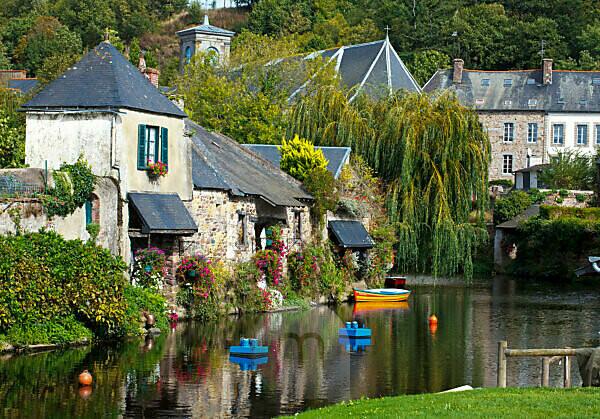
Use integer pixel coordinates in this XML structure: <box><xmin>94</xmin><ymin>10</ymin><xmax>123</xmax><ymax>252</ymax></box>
<box><xmin>503</xmin><ymin>79</ymin><xmax>512</xmax><ymax>87</ymax></box>
<box><xmin>595</xmin><ymin>125</ymin><xmax>600</xmax><ymax>145</ymax></box>
<box><xmin>577</xmin><ymin>124</ymin><xmax>589</xmax><ymax>145</ymax></box>
<box><xmin>146</xmin><ymin>126</ymin><xmax>158</xmax><ymax>164</ymax></box>
<box><xmin>527</xmin><ymin>123</ymin><xmax>538</xmax><ymax>143</ymax></box>
<box><xmin>552</xmin><ymin>124</ymin><xmax>564</xmax><ymax>145</ymax></box>
<box><xmin>502</xmin><ymin>154</ymin><xmax>513</xmax><ymax>175</ymax></box>
<box><xmin>503</xmin><ymin>123</ymin><xmax>514</xmax><ymax>142</ymax></box>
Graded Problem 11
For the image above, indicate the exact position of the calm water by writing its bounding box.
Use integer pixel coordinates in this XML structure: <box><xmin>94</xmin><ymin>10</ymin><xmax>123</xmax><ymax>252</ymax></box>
<box><xmin>2</xmin><ymin>277</ymin><xmax>600</xmax><ymax>418</ymax></box>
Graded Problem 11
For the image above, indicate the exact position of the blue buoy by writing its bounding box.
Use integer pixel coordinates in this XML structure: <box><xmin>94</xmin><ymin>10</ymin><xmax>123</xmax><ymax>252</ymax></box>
<box><xmin>229</xmin><ymin>338</ymin><xmax>269</xmax><ymax>357</ymax></box>
<box><xmin>339</xmin><ymin>321</ymin><xmax>372</xmax><ymax>338</ymax></box>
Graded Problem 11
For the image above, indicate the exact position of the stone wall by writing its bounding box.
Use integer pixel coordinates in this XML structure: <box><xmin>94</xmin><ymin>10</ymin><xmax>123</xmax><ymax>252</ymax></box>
<box><xmin>0</xmin><ymin>176</ymin><xmax>120</xmax><ymax>255</ymax></box>
<box><xmin>478</xmin><ymin>111</ymin><xmax>546</xmax><ymax>180</ymax></box>
<box><xmin>183</xmin><ymin>190</ymin><xmax>257</xmax><ymax>263</ymax></box>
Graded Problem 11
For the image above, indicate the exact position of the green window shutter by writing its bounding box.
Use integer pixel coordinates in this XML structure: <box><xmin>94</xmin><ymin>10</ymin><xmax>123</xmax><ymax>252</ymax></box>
<box><xmin>85</xmin><ymin>200</ymin><xmax>92</xmax><ymax>225</ymax></box>
<box><xmin>137</xmin><ymin>124</ymin><xmax>147</xmax><ymax>169</ymax></box>
<box><xmin>161</xmin><ymin>127</ymin><xmax>169</xmax><ymax>167</ymax></box>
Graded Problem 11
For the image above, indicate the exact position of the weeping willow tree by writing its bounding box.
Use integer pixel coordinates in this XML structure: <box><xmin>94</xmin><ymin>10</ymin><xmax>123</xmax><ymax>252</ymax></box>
<box><xmin>288</xmin><ymin>87</ymin><xmax>490</xmax><ymax>280</ymax></box>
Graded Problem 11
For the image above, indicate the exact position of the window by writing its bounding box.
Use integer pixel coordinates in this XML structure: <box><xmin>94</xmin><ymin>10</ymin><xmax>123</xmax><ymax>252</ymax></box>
<box><xmin>185</xmin><ymin>46</ymin><xmax>192</xmax><ymax>64</ymax></box>
<box><xmin>593</xmin><ymin>78</ymin><xmax>600</xmax><ymax>85</ymax></box>
<box><xmin>528</xmin><ymin>99</ymin><xmax>537</xmax><ymax>106</ymax></box>
<box><xmin>237</xmin><ymin>211</ymin><xmax>247</xmax><ymax>247</ymax></box>
<box><xmin>475</xmin><ymin>98</ymin><xmax>484</xmax><ymax>105</ymax></box>
<box><xmin>502</xmin><ymin>155</ymin><xmax>513</xmax><ymax>175</ymax></box>
<box><xmin>481</xmin><ymin>79</ymin><xmax>490</xmax><ymax>86</ymax></box>
<box><xmin>137</xmin><ymin>125</ymin><xmax>169</xmax><ymax>170</ymax></box>
<box><xmin>527</xmin><ymin>123</ymin><xmax>538</xmax><ymax>143</ymax></box>
<box><xmin>527</xmin><ymin>78</ymin><xmax>536</xmax><ymax>85</ymax></box>
<box><xmin>503</xmin><ymin>79</ymin><xmax>512</xmax><ymax>87</ymax></box>
<box><xmin>596</xmin><ymin>125</ymin><xmax>600</xmax><ymax>145</ymax></box>
<box><xmin>293</xmin><ymin>211</ymin><xmax>302</xmax><ymax>241</ymax></box>
<box><xmin>577</xmin><ymin>124</ymin><xmax>589</xmax><ymax>145</ymax></box>
<box><xmin>503</xmin><ymin>123</ymin><xmax>514</xmax><ymax>142</ymax></box>
<box><xmin>85</xmin><ymin>194</ymin><xmax>100</xmax><ymax>226</ymax></box>
<box><xmin>504</xmin><ymin>100</ymin><xmax>512</xmax><ymax>106</ymax></box>
<box><xmin>553</xmin><ymin>124</ymin><xmax>564</xmax><ymax>144</ymax></box>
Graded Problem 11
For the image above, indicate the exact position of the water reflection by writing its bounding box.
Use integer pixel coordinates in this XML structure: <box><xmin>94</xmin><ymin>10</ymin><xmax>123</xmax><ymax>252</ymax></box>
<box><xmin>1</xmin><ymin>278</ymin><xmax>600</xmax><ymax>418</ymax></box>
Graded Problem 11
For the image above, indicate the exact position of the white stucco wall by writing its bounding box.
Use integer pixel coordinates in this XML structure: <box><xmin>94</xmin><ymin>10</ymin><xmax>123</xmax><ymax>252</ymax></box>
<box><xmin>546</xmin><ymin>112</ymin><xmax>600</xmax><ymax>156</ymax></box>
<box><xmin>25</xmin><ymin>112</ymin><xmax>114</xmax><ymax>175</ymax></box>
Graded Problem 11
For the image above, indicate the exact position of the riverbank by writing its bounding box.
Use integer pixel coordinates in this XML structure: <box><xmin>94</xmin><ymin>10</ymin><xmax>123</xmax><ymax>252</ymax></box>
<box><xmin>284</xmin><ymin>388</ymin><xmax>600</xmax><ymax>418</ymax></box>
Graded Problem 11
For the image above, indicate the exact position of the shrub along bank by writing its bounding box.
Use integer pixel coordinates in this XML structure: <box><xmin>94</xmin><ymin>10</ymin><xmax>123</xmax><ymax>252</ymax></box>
<box><xmin>0</xmin><ymin>231</ymin><xmax>166</xmax><ymax>348</ymax></box>
<box><xmin>513</xmin><ymin>206</ymin><xmax>600</xmax><ymax>279</ymax></box>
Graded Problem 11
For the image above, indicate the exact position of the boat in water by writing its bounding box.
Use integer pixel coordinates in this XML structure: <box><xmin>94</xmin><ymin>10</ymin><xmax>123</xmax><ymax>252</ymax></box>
<box><xmin>353</xmin><ymin>288</ymin><xmax>411</xmax><ymax>302</ymax></box>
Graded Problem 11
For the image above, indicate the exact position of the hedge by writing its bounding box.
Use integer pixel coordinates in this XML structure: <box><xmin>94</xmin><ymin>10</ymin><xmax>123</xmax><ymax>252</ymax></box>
<box><xmin>539</xmin><ymin>205</ymin><xmax>600</xmax><ymax>221</ymax></box>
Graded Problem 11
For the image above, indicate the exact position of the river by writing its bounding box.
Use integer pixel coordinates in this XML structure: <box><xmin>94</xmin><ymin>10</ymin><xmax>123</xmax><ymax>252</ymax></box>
<box><xmin>1</xmin><ymin>277</ymin><xmax>600</xmax><ymax>418</ymax></box>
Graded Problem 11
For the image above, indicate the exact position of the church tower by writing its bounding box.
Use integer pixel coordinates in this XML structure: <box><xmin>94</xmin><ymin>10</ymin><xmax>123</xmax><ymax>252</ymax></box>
<box><xmin>176</xmin><ymin>15</ymin><xmax>235</xmax><ymax>73</ymax></box>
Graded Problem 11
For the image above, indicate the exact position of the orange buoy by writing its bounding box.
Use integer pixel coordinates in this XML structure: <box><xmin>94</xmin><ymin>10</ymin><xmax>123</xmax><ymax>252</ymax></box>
<box><xmin>428</xmin><ymin>314</ymin><xmax>438</xmax><ymax>325</ymax></box>
<box><xmin>79</xmin><ymin>370</ymin><xmax>93</xmax><ymax>386</ymax></box>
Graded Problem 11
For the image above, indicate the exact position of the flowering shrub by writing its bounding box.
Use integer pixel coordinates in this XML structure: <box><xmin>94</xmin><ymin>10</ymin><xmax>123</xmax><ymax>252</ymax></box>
<box><xmin>254</xmin><ymin>225</ymin><xmax>287</xmax><ymax>286</ymax></box>
<box><xmin>176</xmin><ymin>253</ymin><xmax>215</xmax><ymax>299</ymax></box>
<box><xmin>132</xmin><ymin>247</ymin><xmax>167</xmax><ymax>290</ymax></box>
<box><xmin>147</xmin><ymin>161</ymin><xmax>168</xmax><ymax>178</ymax></box>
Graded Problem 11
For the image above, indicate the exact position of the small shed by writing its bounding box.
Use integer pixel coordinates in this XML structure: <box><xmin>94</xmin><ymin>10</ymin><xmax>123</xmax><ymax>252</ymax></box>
<box><xmin>513</xmin><ymin>164</ymin><xmax>548</xmax><ymax>191</ymax></box>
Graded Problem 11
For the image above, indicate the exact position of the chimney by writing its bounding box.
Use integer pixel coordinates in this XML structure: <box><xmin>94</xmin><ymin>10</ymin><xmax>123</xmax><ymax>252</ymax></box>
<box><xmin>144</xmin><ymin>68</ymin><xmax>160</xmax><ymax>88</ymax></box>
<box><xmin>453</xmin><ymin>58</ymin><xmax>464</xmax><ymax>84</ymax></box>
<box><xmin>543</xmin><ymin>58</ymin><xmax>553</xmax><ymax>85</ymax></box>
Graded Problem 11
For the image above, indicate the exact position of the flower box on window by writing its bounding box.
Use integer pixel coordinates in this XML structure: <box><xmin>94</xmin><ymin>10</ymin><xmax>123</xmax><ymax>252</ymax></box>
<box><xmin>147</xmin><ymin>161</ymin><xmax>168</xmax><ymax>178</ymax></box>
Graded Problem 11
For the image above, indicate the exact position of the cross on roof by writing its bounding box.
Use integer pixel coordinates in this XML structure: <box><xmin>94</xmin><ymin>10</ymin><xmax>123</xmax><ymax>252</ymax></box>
<box><xmin>384</xmin><ymin>25</ymin><xmax>391</xmax><ymax>39</ymax></box>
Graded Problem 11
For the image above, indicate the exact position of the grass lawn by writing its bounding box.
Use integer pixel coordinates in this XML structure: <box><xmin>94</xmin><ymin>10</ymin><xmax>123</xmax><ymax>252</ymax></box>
<box><xmin>284</xmin><ymin>388</ymin><xmax>600</xmax><ymax>418</ymax></box>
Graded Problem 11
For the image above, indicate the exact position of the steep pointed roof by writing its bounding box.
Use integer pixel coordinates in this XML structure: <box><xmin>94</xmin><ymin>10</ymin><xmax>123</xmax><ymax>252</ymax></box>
<box><xmin>22</xmin><ymin>42</ymin><xmax>187</xmax><ymax>118</ymax></box>
<box><xmin>289</xmin><ymin>38</ymin><xmax>421</xmax><ymax>101</ymax></box>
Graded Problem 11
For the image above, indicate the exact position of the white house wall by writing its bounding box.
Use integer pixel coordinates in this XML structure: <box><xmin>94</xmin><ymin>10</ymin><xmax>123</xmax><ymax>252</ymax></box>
<box><xmin>546</xmin><ymin>112</ymin><xmax>600</xmax><ymax>156</ymax></box>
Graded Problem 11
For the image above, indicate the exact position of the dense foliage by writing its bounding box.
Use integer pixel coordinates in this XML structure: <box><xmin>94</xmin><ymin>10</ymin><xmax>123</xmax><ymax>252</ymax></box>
<box><xmin>0</xmin><ymin>231</ymin><xmax>128</xmax><ymax>341</ymax></box>
<box><xmin>43</xmin><ymin>157</ymin><xmax>96</xmax><ymax>218</ymax></box>
<box><xmin>494</xmin><ymin>191</ymin><xmax>533</xmax><ymax>225</ymax></box>
<box><xmin>279</xmin><ymin>135</ymin><xmax>328</xmax><ymax>182</ymax></box>
<box><xmin>538</xmin><ymin>150</ymin><xmax>596</xmax><ymax>191</ymax></box>
<box><xmin>289</xmin><ymin>89</ymin><xmax>490</xmax><ymax>279</ymax></box>
<box><xmin>0</xmin><ymin>88</ymin><xmax>26</xmax><ymax>168</ymax></box>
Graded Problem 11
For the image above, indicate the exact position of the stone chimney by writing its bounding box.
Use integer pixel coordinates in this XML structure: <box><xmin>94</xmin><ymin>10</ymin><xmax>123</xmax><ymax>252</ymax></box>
<box><xmin>144</xmin><ymin>68</ymin><xmax>160</xmax><ymax>88</ymax></box>
<box><xmin>453</xmin><ymin>58</ymin><xmax>464</xmax><ymax>84</ymax></box>
<box><xmin>543</xmin><ymin>58</ymin><xmax>553</xmax><ymax>85</ymax></box>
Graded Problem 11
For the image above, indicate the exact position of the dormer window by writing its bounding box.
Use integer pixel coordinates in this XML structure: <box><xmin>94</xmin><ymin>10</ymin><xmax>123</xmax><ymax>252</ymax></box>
<box><xmin>528</xmin><ymin>99</ymin><xmax>538</xmax><ymax>106</ymax></box>
<box><xmin>527</xmin><ymin>78</ymin><xmax>536</xmax><ymax>85</ymax></box>
<box><xmin>481</xmin><ymin>79</ymin><xmax>490</xmax><ymax>86</ymax></box>
<box><xmin>503</xmin><ymin>79</ymin><xmax>512</xmax><ymax>87</ymax></box>
<box><xmin>475</xmin><ymin>98</ymin><xmax>485</xmax><ymax>105</ymax></box>
<box><xmin>504</xmin><ymin>100</ymin><xmax>512</xmax><ymax>106</ymax></box>
<box><xmin>137</xmin><ymin>124</ymin><xmax>169</xmax><ymax>170</ymax></box>
<box><xmin>593</xmin><ymin>78</ymin><xmax>600</xmax><ymax>85</ymax></box>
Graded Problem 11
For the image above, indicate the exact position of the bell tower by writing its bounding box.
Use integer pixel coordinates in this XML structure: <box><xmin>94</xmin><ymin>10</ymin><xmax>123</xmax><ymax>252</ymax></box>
<box><xmin>176</xmin><ymin>15</ymin><xmax>235</xmax><ymax>73</ymax></box>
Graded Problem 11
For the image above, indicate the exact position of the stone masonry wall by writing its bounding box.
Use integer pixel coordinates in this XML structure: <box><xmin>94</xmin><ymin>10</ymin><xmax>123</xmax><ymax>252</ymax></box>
<box><xmin>478</xmin><ymin>111</ymin><xmax>546</xmax><ymax>180</ymax></box>
<box><xmin>184</xmin><ymin>190</ymin><xmax>257</xmax><ymax>263</ymax></box>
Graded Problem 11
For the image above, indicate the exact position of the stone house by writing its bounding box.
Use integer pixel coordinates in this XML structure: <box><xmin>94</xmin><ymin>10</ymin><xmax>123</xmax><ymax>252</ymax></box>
<box><xmin>425</xmin><ymin>59</ymin><xmax>600</xmax><ymax>181</ymax></box>
<box><xmin>185</xmin><ymin>120</ymin><xmax>313</xmax><ymax>263</ymax></box>
<box><xmin>19</xmin><ymin>40</ymin><xmax>198</xmax><ymax>280</ymax></box>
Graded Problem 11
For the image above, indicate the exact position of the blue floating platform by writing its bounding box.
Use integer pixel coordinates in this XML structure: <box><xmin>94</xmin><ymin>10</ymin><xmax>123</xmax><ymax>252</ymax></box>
<box><xmin>229</xmin><ymin>355</ymin><xmax>269</xmax><ymax>371</ymax></box>
<box><xmin>339</xmin><ymin>321</ymin><xmax>372</xmax><ymax>338</ymax></box>
<box><xmin>229</xmin><ymin>338</ymin><xmax>269</xmax><ymax>358</ymax></box>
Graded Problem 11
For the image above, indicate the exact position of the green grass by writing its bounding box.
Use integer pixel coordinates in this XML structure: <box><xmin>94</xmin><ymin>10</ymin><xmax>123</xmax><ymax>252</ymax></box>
<box><xmin>284</xmin><ymin>388</ymin><xmax>600</xmax><ymax>418</ymax></box>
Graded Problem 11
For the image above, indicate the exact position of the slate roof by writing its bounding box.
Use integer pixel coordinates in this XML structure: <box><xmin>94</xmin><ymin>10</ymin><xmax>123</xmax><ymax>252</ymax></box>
<box><xmin>22</xmin><ymin>42</ymin><xmax>187</xmax><ymax>118</ymax></box>
<box><xmin>424</xmin><ymin>68</ymin><xmax>600</xmax><ymax>113</ymax></box>
<box><xmin>176</xmin><ymin>15</ymin><xmax>235</xmax><ymax>37</ymax></box>
<box><xmin>187</xmin><ymin>120</ymin><xmax>312</xmax><ymax>207</ymax></box>
<box><xmin>129</xmin><ymin>192</ymin><xmax>197</xmax><ymax>234</ymax></box>
<box><xmin>7</xmin><ymin>78</ymin><xmax>38</xmax><ymax>94</ymax></box>
<box><xmin>329</xmin><ymin>220</ymin><xmax>374</xmax><ymax>249</ymax></box>
<box><xmin>496</xmin><ymin>204</ymin><xmax>540</xmax><ymax>230</ymax></box>
<box><xmin>289</xmin><ymin>38</ymin><xmax>421</xmax><ymax>101</ymax></box>
<box><xmin>513</xmin><ymin>164</ymin><xmax>548</xmax><ymax>174</ymax></box>
<box><xmin>242</xmin><ymin>144</ymin><xmax>351</xmax><ymax>179</ymax></box>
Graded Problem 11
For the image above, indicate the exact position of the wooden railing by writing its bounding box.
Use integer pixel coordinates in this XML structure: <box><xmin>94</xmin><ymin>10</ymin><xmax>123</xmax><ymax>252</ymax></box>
<box><xmin>497</xmin><ymin>340</ymin><xmax>577</xmax><ymax>388</ymax></box>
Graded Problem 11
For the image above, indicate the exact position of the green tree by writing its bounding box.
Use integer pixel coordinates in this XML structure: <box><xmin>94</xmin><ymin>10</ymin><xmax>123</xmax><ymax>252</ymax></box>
<box><xmin>512</xmin><ymin>17</ymin><xmax>567</xmax><ymax>68</ymax></box>
<box><xmin>538</xmin><ymin>150</ymin><xmax>595</xmax><ymax>190</ymax></box>
<box><xmin>0</xmin><ymin>88</ymin><xmax>26</xmax><ymax>168</ymax></box>
<box><xmin>407</xmin><ymin>50</ymin><xmax>450</xmax><ymax>86</ymax></box>
<box><xmin>288</xmin><ymin>88</ymin><xmax>490</xmax><ymax>279</ymax></box>
<box><xmin>13</xmin><ymin>16</ymin><xmax>82</xmax><ymax>75</ymax></box>
<box><xmin>279</xmin><ymin>135</ymin><xmax>328</xmax><ymax>181</ymax></box>
<box><xmin>52</xmin><ymin>0</ymin><xmax>116</xmax><ymax>47</ymax></box>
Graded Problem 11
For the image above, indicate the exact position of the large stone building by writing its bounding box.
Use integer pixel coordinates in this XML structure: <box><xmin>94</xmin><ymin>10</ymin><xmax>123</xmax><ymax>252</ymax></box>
<box><xmin>425</xmin><ymin>58</ymin><xmax>600</xmax><ymax>184</ymax></box>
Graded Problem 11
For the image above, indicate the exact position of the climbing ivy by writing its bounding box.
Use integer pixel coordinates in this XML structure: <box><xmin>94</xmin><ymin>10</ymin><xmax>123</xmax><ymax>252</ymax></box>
<box><xmin>43</xmin><ymin>157</ymin><xmax>95</xmax><ymax>218</ymax></box>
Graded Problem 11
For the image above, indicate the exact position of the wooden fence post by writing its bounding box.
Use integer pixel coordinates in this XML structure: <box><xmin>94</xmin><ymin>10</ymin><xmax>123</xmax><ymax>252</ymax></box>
<box><xmin>564</xmin><ymin>356</ymin><xmax>571</xmax><ymax>388</ymax></box>
<box><xmin>498</xmin><ymin>340</ymin><xmax>507</xmax><ymax>388</ymax></box>
<box><xmin>541</xmin><ymin>357</ymin><xmax>550</xmax><ymax>387</ymax></box>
